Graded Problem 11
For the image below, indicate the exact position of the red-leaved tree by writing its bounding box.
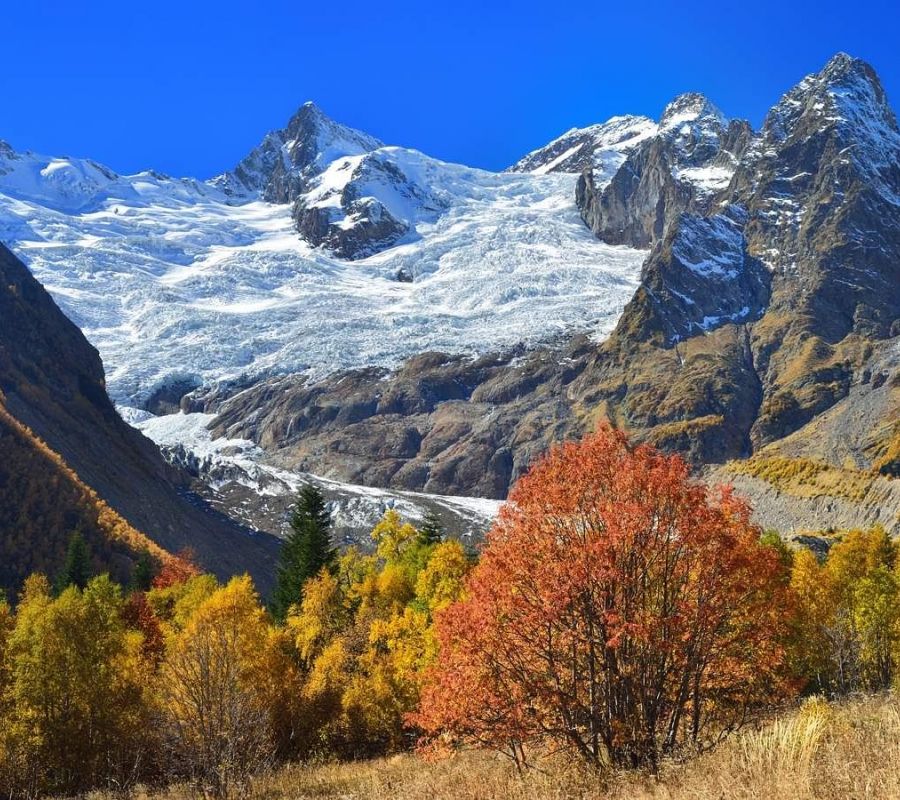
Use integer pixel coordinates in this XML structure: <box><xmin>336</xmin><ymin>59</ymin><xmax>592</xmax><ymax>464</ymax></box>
<box><xmin>413</xmin><ymin>426</ymin><xmax>794</xmax><ymax>770</ymax></box>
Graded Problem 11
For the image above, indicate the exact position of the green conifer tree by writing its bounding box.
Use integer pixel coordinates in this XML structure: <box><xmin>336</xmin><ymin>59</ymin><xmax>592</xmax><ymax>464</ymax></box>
<box><xmin>417</xmin><ymin>509</ymin><xmax>444</xmax><ymax>546</ymax></box>
<box><xmin>130</xmin><ymin>551</ymin><xmax>156</xmax><ymax>591</ymax></box>
<box><xmin>56</xmin><ymin>530</ymin><xmax>92</xmax><ymax>593</ymax></box>
<box><xmin>270</xmin><ymin>485</ymin><xmax>335</xmax><ymax>621</ymax></box>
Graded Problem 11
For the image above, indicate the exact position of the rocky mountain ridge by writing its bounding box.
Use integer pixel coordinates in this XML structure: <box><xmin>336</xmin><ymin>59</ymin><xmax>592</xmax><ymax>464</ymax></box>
<box><xmin>0</xmin><ymin>52</ymin><xmax>896</xmax><ymax>547</ymax></box>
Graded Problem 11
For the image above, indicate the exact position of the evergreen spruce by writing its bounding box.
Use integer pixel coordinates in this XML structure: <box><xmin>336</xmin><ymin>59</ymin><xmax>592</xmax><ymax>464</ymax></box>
<box><xmin>417</xmin><ymin>509</ymin><xmax>444</xmax><ymax>546</ymax></box>
<box><xmin>270</xmin><ymin>484</ymin><xmax>336</xmax><ymax>621</ymax></box>
<box><xmin>56</xmin><ymin>530</ymin><xmax>92</xmax><ymax>592</ymax></box>
<box><xmin>130</xmin><ymin>550</ymin><xmax>156</xmax><ymax>591</ymax></box>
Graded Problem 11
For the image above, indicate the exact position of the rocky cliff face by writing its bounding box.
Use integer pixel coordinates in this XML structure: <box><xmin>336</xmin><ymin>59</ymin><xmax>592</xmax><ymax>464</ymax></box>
<box><xmin>292</xmin><ymin>148</ymin><xmax>452</xmax><ymax>258</ymax></box>
<box><xmin>567</xmin><ymin>52</ymin><xmax>900</xmax><ymax>494</ymax></box>
<box><xmin>193</xmin><ymin>344</ymin><xmax>590</xmax><ymax>500</ymax></box>
<box><xmin>574</xmin><ymin>93</ymin><xmax>750</xmax><ymax>248</ymax></box>
<box><xmin>0</xmin><ymin>244</ymin><xmax>279</xmax><ymax>592</ymax></box>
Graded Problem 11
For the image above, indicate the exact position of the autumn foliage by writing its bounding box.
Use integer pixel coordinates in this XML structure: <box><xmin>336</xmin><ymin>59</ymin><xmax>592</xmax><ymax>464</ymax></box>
<box><xmin>414</xmin><ymin>426</ymin><xmax>793</xmax><ymax>769</ymax></box>
<box><xmin>4</xmin><ymin>424</ymin><xmax>900</xmax><ymax>797</ymax></box>
<box><xmin>0</xmin><ymin>400</ymin><xmax>180</xmax><ymax>593</ymax></box>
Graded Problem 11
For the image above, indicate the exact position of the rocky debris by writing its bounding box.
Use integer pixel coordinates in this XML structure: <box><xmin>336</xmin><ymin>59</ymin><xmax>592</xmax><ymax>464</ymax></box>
<box><xmin>157</xmin><ymin>441</ymin><xmax>495</xmax><ymax>550</ymax></box>
<box><xmin>711</xmin><ymin>470</ymin><xmax>900</xmax><ymax>538</ymax></box>
<box><xmin>198</xmin><ymin>342</ymin><xmax>592</xmax><ymax>499</ymax></box>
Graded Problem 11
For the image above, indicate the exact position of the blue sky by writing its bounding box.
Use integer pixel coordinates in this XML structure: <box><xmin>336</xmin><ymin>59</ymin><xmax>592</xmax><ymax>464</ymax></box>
<box><xmin>2</xmin><ymin>0</ymin><xmax>898</xmax><ymax>178</ymax></box>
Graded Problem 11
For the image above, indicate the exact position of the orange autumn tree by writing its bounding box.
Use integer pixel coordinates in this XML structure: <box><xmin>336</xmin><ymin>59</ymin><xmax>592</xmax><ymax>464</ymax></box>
<box><xmin>414</xmin><ymin>426</ymin><xmax>794</xmax><ymax>770</ymax></box>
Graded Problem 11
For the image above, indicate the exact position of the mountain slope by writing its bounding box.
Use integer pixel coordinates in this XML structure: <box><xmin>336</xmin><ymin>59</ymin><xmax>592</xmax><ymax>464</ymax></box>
<box><xmin>571</xmin><ymin>53</ymin><xmax>900</xmax><ymax>454</ymax></box>
<box><xmin>508</xmin><ymin>114</ymin><xmax>657</xmax><ymax>176</ymax></box>
<box><xmin>0</xmin><ymin>401</ymin><xmax>173</xmax><ymax>593</ymax></box>
<box><xmin>563</xmin><ymin>53</ymin><xmax>900</xmax><ymax>530</ymax></box>
<box><xmin>199</xmin><ymin>54</ymin><xmax>899</xmax><ymax>534</ymax></box>
<box><xmin>0</xmin><ymin>243</ymin><xmax>279</xmax><ymax>592</ymax></box>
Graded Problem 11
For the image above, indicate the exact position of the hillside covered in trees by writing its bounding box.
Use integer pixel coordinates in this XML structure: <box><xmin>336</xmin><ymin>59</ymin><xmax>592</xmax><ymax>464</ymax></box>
<box><xmin>0</xmin><ymin>400</ymin><xmax>174</xmax><ymax>592</ymax></box>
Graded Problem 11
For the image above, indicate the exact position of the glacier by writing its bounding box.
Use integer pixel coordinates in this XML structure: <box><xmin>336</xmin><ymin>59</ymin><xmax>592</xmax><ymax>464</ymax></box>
<box><xmin>0</xmin><ymin>133</ymin><xmax>646</xmax><ymax>412</ymax></box>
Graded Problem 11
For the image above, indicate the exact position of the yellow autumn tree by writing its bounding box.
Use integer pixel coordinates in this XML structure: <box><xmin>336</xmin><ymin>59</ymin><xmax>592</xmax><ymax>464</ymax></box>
<box><xmin>0</xmin><ymin>597</ymin><xmax>14</xmax><ymax>793</ymax></box>
<box><xmin>342</xmin><ymin>535</ymin><xmax>473</xmax><ymax>755</ymax></box>
<box><xmin>159</xmin><ymin>575</ymin><xmax>277</xmax><ymax>798</ymax></box>
<box><xmin>372</xmin><ymin>508</ymin><xmax>420</xmax><ymax>564</ymax></box>
<box><xmin>790</xmin><ymin>549</ymin><xmax>837</xmax><ymax>690</ymax></box>
<box><xmin>0</xmin><ymin>574</ymin><xmax>153</xmax><ymax>796</ymax></box>
<box><xmin>283</xmin><ymin>511</ymin><xmax>472</xmax><ymax>759</ymax></box>
<box><xmin>415</xmin><ymin>539</ymin><xmax>471</xmax><ymax>612</ymax></box>
<box><xmin>790</xmin><ymin>528</ymin><xmax>900</xmax><ymax>694</ymax></box>
<box><xmin>147</xmin><ymin>572</ymin><xmax>219</xmax><ymax>634</ymax></box>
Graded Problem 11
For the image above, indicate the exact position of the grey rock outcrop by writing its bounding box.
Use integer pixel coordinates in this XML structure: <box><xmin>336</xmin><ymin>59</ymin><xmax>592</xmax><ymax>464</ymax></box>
<box><xmin>575</xmin><ymin>93</ymin><xmax>746</xmax><ymax>249</ymax></box>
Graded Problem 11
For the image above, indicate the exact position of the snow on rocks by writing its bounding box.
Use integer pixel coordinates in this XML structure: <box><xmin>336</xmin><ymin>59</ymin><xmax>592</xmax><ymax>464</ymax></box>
<box><xmin>508</xmin><ymin>114</ymin><xmax>658</xmax><ymax>177</ymax></box>
<box><xmin>0</xmin><ymin>138</ymin><xmax>645</xmax><ymax>409</ymax></box>
<box><xmin>135</xmin><ymin>410</ymin><xmax>501</xmax><ymax>540</ymax></box>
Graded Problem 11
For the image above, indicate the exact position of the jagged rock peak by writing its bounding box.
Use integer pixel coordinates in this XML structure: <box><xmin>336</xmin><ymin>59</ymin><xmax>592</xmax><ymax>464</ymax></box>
<box><xmin>282</xmin><ymin>100</ymin><xmax>383</xmax><ymax>153</ymax></box>
<box><xmin>764</xmin><ymin>52</ymin><xmax>898</xmax><ymax>147</ymax></box>
<box><xmin>213</xmin><ymin>101</ymin><xmax>383</xmax><ymax>201</ymax></box>
<box><xmin>659</xmin><ymin>92</ymin><xmax>727</xmax><ymax>131</ymax></box>
<box><xmin>508</xmin><ymin>114</ymin><xmax>656</xmax><ymax>174</ymax></box>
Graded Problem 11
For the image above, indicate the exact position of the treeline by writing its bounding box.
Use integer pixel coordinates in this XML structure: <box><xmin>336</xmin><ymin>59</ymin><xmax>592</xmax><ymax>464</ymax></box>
<box><xmin>2</xmin><ymin>427</ymin><xmax>900</xmax><ymax>797</ymax></box>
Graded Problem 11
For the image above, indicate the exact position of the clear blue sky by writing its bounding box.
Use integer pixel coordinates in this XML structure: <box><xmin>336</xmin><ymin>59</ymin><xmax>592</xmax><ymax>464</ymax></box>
<box><xmin>2</xmin><ymin>0</ymin><xmax>898</xmax><ymax>178</ymax></box>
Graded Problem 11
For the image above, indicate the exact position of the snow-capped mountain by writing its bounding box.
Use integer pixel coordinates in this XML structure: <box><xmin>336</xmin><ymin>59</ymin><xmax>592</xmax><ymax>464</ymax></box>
<box><xmin>0</xmin><ymin>113</ymin><xmax>645</xmax><ymax>412</ymax></box>
<box><xmin>567</xmin><ymin>52</ymin><xmax>900</xmax><ymax>493</ymax></box>
<box><xmin>0</xmin><ymin>52</ymin><xmax>897</xmax><ymax>544</ymax></box>
<box><xmin>508</xmin><ymin>115</ymin><xmax>657</xmax><ymax>177</ymax></box>
<box><xmin>212</xmin><ymin>101</ymin><xmax>384</xmax><ymax>202</ymax></box>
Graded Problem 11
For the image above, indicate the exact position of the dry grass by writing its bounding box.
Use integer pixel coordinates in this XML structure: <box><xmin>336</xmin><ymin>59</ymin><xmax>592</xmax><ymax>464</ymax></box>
<box><xmin>92</xmin><ymin>694</ymin><xmax>900</xmax><ymax>800</ymax></box>
<box><xmin>728</xmin><ymin>454</ymin><xmax>878</xmax><ymax>503</ymax></box>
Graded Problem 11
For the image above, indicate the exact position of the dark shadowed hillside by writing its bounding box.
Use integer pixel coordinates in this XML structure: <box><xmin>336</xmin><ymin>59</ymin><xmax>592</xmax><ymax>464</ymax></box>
<box><xmin>0</xmin><ymin>243</ymin><xmax>279</xmax><ymax>594</ymax></box>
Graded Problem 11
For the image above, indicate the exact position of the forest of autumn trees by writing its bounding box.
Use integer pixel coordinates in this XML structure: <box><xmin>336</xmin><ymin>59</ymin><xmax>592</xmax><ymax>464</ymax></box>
<box><xmin>0</xmin><ymin>400</ymin><xmax>176</xmax><ymax>592</ymax></box>
<box><xmin>2</xmin><ymin>427</ymin><xmax>900</xmax><ymax>797</ymax></box>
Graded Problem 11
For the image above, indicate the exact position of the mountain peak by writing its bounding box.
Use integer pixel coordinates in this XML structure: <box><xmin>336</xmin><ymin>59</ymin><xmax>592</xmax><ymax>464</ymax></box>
<box><xmin>803</xmin><ymin>52</ymin><xmax>889</xmax><ymax>110</ymax></box>
<box><xmin>214</xmin><ymin>102</ymin><xmax>383</xmax><ymax>201</ymax></box>
<box><xmin>764</xmin><ymin>52</ymin><xmax>898</xmax><ymax>158</ymax></box>
<box><xmin>819</xmin><ymin>51</ymin><xmax>875</xmax><ymax>83</ymax></box>
<box><xmin>659</xmin><ymin>93</ymin><xmax>726</xmax><ymax>131</ymax></box>
<box><xmin>508</xmin><ymin>114</ymin><xmax>656</xmax><ymax>174</ymax></box>
<box><xmin>285</xmin><ymin>100</ymin><xmax>334</xmax><ymax>138</ymax></box>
